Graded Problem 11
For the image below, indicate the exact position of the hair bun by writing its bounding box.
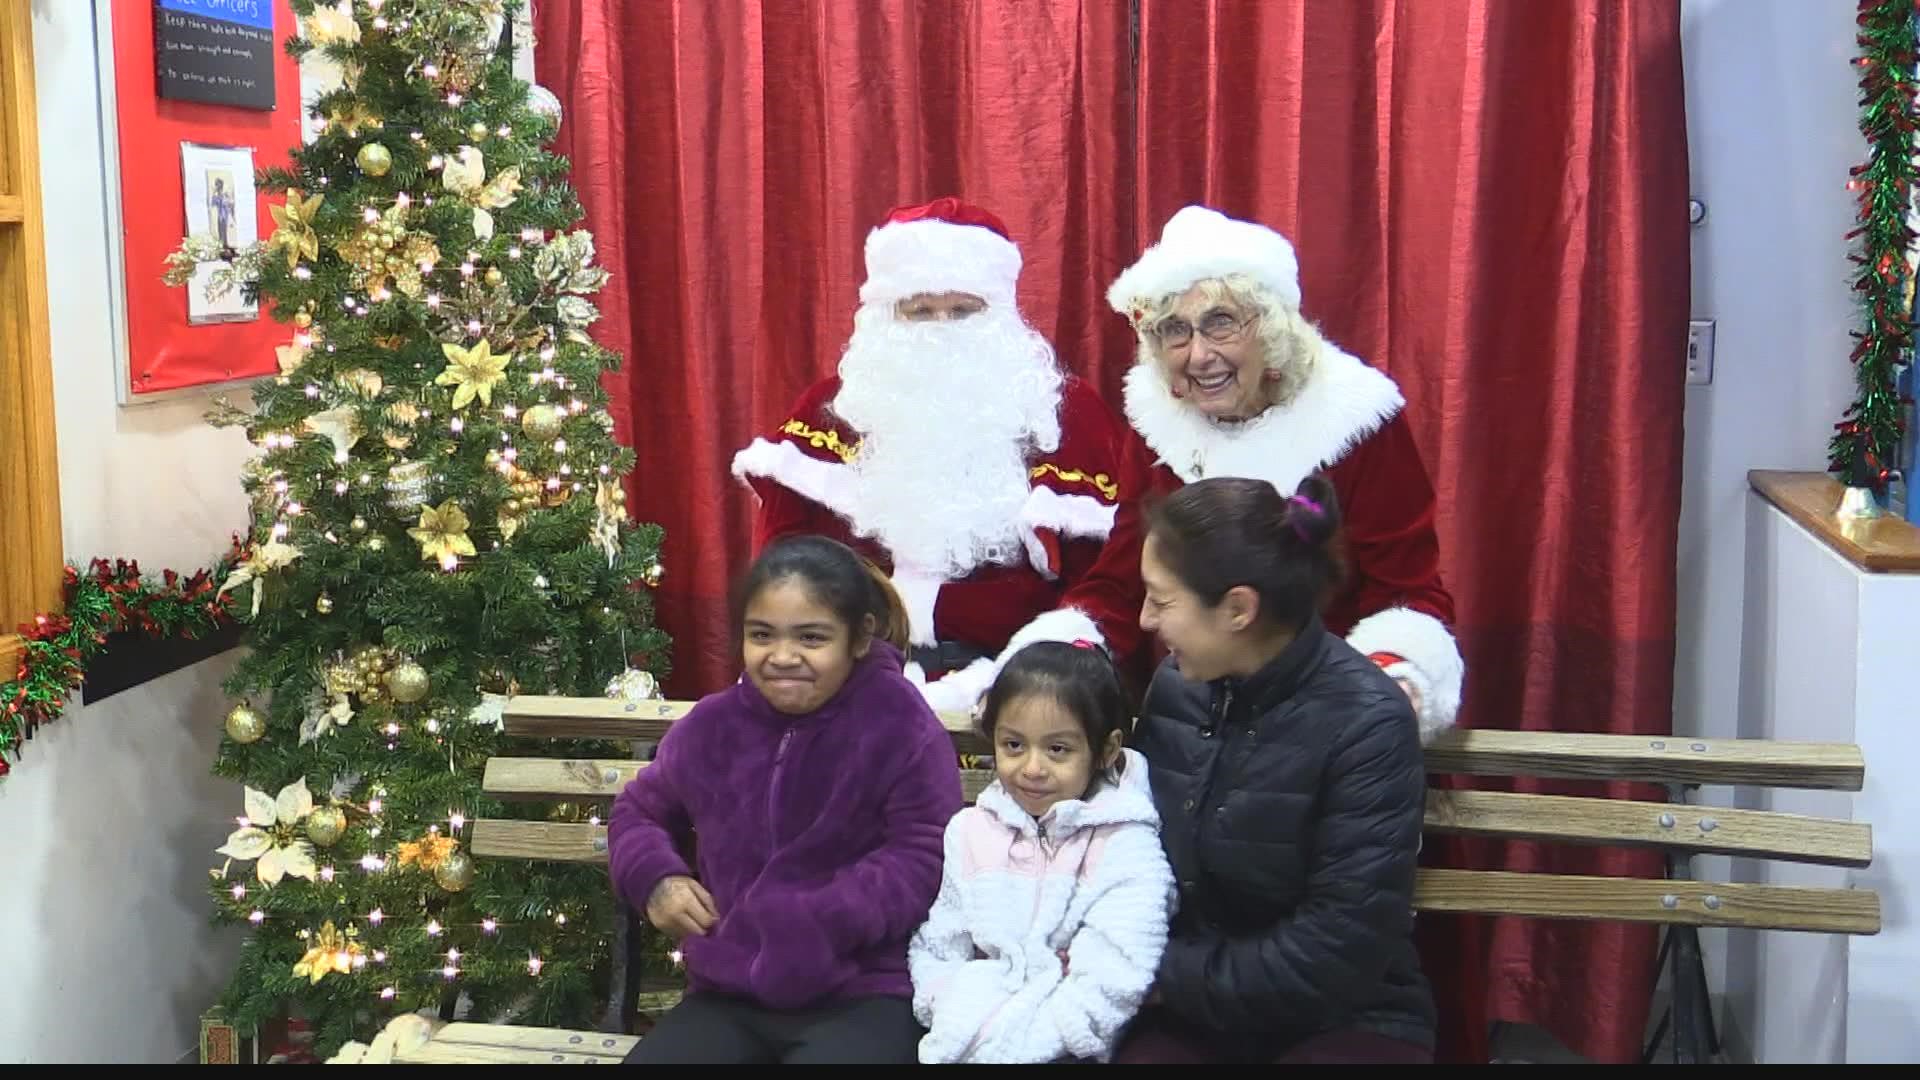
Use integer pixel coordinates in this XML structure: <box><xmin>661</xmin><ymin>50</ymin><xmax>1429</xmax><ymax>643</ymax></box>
<box><xmin>1283</xmin><ymin>473</ymin><xmax>1342</xmax><ymax>548</ymax></box>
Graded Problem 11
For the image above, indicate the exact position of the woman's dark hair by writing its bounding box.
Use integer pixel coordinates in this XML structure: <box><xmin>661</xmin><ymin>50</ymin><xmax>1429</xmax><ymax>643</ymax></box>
<box><xmin>732</xmin><ymin>535</ymin><xmax>907</xmax><ymax>644</ymax></box>
<box><xmin>979</xmin><ymin>640</ymin><xmax>1132</xmax><ymax>782</ymax></box>
<box><xmin>1144</xmin><ymin>473</ymin><xmax>1346</xmax><ymax>632</ymax></box>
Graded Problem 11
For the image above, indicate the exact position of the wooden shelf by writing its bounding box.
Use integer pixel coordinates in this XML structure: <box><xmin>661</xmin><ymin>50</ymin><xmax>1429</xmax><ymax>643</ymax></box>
<box><xmin>1748</xmin><ymin>470</ymin><xmax>1920</xmax><ymax>573</ymax></box>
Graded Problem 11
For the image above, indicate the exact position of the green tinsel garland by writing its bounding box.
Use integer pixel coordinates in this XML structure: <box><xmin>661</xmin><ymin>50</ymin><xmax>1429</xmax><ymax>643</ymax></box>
<box><xmin>1829</xmin><ymin>0</ymin><xmax>1918</xmax><ymax>490</ymax></box>
<box><xmin>0</xmin><ymin>545</ymin><xmax>245</xmax><ymax>780</ymax></box>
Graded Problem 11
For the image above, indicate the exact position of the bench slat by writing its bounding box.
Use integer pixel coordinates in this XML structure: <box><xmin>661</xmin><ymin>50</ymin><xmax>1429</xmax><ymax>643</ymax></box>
<box><xmin>502</xmin><ymin>695</ymin><xmax>989</xmax><ymax>752</ymax></box>
<box><xmin>1423</xmin><ymin>729</ymin><xmax>1865</xmax><ymax>791</ymax></box>
<box><xmin>485</xmin><ymin>758</ymin><xmax>642</xmax><ymax>799</ymax></box>
<box><xmin>1414</xmin><ymin>868</ymin><xmax>1880</xmax><ymax>934</ymax></box>
<box><xmin>394</xmin><ymin>1040</ymin><xmax>621</xmax><ymax>1064</ymax></box>
<box><xmin>482</xmin><ymin>757</ymin><xmax>995</xmax><ymax>804</ymax></box>
<box><xmin>417</xmin><ymin>1022</ymin><xmax>637</xmax><ymax>1058</ymax></box>
<box><xmin>472</xmin><ymin>820</ymin><xmax>607</xmax><ymax>862</ymax></box>
<box><xmin>1424</xmin><ymin>790</ymin><xmax>1872</xmax><ymax>867</ymax></box>
<box><xmin>504</xmin><ymin>697</ymin><xmax>1862</xmax><ymax>791</ymax></box>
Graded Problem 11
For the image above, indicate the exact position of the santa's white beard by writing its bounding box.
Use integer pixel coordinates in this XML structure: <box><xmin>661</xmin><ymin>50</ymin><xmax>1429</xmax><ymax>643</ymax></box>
<box><xmin>832</xmin><ymin>303</ymin><xmax>1065</xmax><ymax>580</ymax></box>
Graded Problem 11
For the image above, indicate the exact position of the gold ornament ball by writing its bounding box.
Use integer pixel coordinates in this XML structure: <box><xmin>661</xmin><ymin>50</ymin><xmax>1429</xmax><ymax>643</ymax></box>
<box><xmin>350</xmin><ymin>516</ymin><xmax>368</xmax><ymax>532</ymax></box>
<box><xmin>521</xmin><ymin>404</ymin><xmax>564</xmax><ymax>439</ymax></box>
<box><xmin>293</xmin><ymin>311</ymin><xmax>313</xmax><ymax>328</ymax></box>
<box><xmin>484</xmin><ymin>267</ymin><xmax>504</xmax><ymax>287</ymax></box>
<box><xmin>386</xmin><ymin>661</ymin><xmax>430</xmax><ymax>703</ymax></box>
<box><xmin>356</xmin><ymin>143</ymin><xmax>393</xmax><ymax>177</ymax></box>
<box><xmin>306</xmin><ymin>806</ymin><xmax>347</xmax><ymax>848</ymax></box>
<box><xmin>315</xmin><ymin>593</ymin><xmax>334</xmax><ymax>614</ymax></box>
<box><xmin>225</xmin><ymin>703</ymin><xmax>266</xmax><ymax>744</ymax></box>
<box><xmin>468</xmin><ymin>121</ymin><xmax>490</xmax><ymax>141</ymax></box>
<box><xmin>612</xmin><ymin>488</ymin><xmax>626</xmax><ymax>506</ymax></box>
<box><xmin>644</xmin><ymin>563</ymin><xmax>665</xmax><ymax>588</ymax></box>
<box><xmin>435</xmin><ymin>851</ymin><xmax>475</xmax><ymax>892</ymax></box>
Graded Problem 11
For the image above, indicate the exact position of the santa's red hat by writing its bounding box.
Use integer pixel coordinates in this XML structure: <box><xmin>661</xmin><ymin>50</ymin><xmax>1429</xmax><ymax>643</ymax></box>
<box><xmin>859</xmin><ymin>197</ymin><xmax>1023</xmax><ymax>310</ymax></box>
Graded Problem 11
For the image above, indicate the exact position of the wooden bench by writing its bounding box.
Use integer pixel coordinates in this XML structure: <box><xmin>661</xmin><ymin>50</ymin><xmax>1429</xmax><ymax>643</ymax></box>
<box><xmin>397</xmin><ymin>696</ymin><xmax>1877</xmax><ymax>1064</ymax></box>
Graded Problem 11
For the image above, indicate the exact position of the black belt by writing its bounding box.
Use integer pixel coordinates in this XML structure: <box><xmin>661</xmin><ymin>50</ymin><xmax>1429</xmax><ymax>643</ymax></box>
<box><xmin>909</xmin><ymin>640</ymin><xmax>991</xmax><ymax>679</ymax></box>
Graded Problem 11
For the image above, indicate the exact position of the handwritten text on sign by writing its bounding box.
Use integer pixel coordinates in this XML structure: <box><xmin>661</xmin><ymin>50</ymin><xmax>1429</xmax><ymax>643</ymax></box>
<box><xmin>153</xmin><ymin>0</ymin><xmax>276</xmax><ymax>110</ymax></box>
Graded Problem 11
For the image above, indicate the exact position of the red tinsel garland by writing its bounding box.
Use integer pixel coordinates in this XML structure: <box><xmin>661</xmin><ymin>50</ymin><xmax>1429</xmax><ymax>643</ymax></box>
<box><xmin>0</xmin><ymin>543</ymin><xmax>245</xmax><ymax>779</ymax></box>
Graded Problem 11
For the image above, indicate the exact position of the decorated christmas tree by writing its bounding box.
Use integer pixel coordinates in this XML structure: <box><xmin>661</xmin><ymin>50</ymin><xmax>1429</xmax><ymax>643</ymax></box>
<box><xmin>167</xmin><ymin>0</ymin><xmax>672</xmax><ymax>1056</ymax></box>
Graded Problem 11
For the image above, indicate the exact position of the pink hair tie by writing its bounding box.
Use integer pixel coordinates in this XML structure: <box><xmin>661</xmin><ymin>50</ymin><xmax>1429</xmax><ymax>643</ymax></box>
<box><xmin>1288</xmin><ymin>494</ymin><xmax>1323</xmax><ymax>542</ymax></box>
<box><xmin>1070</xmin><ymin>639</ymin><xmax>1098</xmax><ymax>650</ymax></box>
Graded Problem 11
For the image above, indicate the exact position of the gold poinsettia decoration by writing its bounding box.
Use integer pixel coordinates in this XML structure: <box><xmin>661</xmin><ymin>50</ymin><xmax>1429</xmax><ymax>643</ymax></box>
<box><xmin>303</xmin><ymin>2</ymin><xmax>360</xmax><ymax>47</ymax></box>
<box><xmin>293</xmin><ymin>920</ymin><xmax>365</xmax><ymax>984</ymax></box>
<box><xmin>408</xmin><ymin>500</ymin><xmax>476</xmax><ymax>566</ymax></box>
<box><xmin>396</xmin><ymin>833</ymin><xmax>458</xmax><ymax>871</ymax></box>
<box><xmin>338</xmin><ymin>204</ymin><xmax>441</xmax><ymax>298</ymax></box>
<box><xmin>215</xmin><ymin>778</ymin><xmax>319</xmax><ymax>885</ymax></box>
<box><xmin>590</xmin><ymin>479</ymin><xmax>622</xmax><ymax>566</ymax></box>
<box><xmin>218</xmin><ymin>541</ymin><xmax>303</xmax><ymax>617</ymax></box>
<box><xmin>269</xmin><ymin>190</ymin><xmax>324</xmax><ymax>271</ymax></box>
<box><xmin>434</xmin><ymin>340</ymin><xmax>509</xmax><ymax>409</ymax></box>
<box><xmin>274</xmin><ymin>340</ymin><xmax>307</xmax><ymax>381</ymax></box>
<box><xmin>442</xmin><ymin>146</ymin><xmax>523</xmax><ymax>239</ymax></box>
<box><xmin>303</xmin><ymin>407</ymin><xmax>362</xmax><ymax>458</ymax></box>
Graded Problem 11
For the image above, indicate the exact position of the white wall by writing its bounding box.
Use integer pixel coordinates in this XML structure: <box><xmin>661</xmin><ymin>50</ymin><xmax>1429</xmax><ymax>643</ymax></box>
<box><xmin>0</xmin><ymin>0</ymin><xmax>254</xmax><ymax>1063</ymax></box>
<box><xmin>1675</xmin><ymin>0</ymin><xmax>1862</xmax><ymax>1025</ymax></box>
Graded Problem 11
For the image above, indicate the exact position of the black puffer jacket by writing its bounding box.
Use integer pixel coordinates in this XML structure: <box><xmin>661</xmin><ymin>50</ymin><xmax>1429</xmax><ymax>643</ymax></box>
<box><xmin>1131</xmin><ymin>615</ymin><xmax>1434</xmax><ymax>1059</ymax></box>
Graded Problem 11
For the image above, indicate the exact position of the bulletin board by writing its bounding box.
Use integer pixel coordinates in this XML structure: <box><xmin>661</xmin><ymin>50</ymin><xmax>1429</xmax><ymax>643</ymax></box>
<box><xmin>97</xmin><ymin>0</ymin><xmax>303</xmax><ymax>403</ymax></box>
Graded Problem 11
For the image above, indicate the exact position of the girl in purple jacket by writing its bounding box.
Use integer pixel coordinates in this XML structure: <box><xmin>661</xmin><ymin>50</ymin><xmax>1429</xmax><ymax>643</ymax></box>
<box><xmin>608</xmin><ymin>535</ymin><xmax>964</xmax><ymax>1063</ymax></box>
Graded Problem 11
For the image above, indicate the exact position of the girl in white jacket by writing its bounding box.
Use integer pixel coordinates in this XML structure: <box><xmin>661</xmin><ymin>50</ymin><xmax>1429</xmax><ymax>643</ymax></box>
<box><xmin>909</xmin><ymin>639</ymin><xmax>1176</xmax><ymax>1064</ymax></box>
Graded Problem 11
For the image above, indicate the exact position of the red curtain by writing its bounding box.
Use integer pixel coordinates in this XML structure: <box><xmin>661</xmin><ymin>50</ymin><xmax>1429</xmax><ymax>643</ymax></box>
<box><xmin>539</xmin><ymin>0</ymin><xmax>1689</xmax><ymax>1064</ymax></box>
<box><xmin>1134</xmin><ymin>0</ymin><xmax>1690</xmax><ymax>1064</ymax></box>
<box><xmin>534</xmin><ymin>0</ymin><xmax>1137</xmax><ymax>696</ymax></box>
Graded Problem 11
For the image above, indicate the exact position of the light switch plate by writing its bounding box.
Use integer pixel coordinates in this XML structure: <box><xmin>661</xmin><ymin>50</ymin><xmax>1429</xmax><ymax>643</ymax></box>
<box><xmin>1687</xmin><ymin>320</ymin><xmax>1715</xmax><ymax>385</ymax></box>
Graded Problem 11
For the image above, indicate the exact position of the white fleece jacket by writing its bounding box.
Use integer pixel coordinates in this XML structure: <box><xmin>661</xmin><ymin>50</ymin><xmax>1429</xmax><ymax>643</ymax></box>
<box><xmin>908</xmin><ymin>747</ymin><xmax>1176</xmax><ymax>1064</ymax></box>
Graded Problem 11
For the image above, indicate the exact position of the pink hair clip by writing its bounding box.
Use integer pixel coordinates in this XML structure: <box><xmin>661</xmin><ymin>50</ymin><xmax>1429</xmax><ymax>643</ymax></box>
<box><xmin>1070</xmin><ymin>639</ymin><xmax>1098</xmax><ymax>650</ymax></box>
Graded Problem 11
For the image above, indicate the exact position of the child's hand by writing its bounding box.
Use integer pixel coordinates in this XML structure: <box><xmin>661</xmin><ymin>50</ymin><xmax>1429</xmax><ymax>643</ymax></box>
<box><xmin>646</xmin><ymin>875</ymin><xmax>719</xmax><ymax>939</ymax></box>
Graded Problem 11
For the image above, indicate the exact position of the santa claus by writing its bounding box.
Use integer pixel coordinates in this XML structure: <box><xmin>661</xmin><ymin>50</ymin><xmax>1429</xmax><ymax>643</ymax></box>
<box><xmin>1106</xmin><ymin>205</ymin><xmax>1464</xmax><ymax>739</ymax></box>
<box><xmin>730</xmin><ymin>198</ymin><xmax>1141</xmax><ymax>711</ymax></box>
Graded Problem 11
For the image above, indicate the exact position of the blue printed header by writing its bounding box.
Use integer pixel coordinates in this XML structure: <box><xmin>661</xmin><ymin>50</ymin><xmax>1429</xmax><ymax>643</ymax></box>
<box><xmin>157</xmin><ymin>0</ymin><xmax>275</xmax><ymax>33</ymax></box>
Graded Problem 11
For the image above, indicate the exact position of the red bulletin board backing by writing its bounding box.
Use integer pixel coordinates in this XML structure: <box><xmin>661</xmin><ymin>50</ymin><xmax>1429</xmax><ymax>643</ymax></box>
<box><xmin>107</xmin><ymin>0</ymin><xmax>302</xmax><ymax>399</ymax></box>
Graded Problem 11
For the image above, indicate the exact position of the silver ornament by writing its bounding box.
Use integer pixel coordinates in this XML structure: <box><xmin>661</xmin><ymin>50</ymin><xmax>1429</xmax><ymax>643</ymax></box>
<box><xmin>606</xmin><ymin>668</ymin><xmax>660</xmax><ymax>703</ymax></box>
<box><xmin>527</xmin><ymin>84</ymin><xmax>563</xmax><ymax>134</ymax></box>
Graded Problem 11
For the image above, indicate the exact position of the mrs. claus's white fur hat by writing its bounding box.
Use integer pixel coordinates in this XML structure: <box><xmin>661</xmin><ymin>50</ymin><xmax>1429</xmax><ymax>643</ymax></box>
<box><xmin>1106</xmin><ymin>205</ymin><xmax>1302</xmax><ymax>323</ymax></box>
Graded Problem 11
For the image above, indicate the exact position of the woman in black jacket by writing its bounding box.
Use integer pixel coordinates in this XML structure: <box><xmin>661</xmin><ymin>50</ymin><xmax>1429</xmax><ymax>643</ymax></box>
<box><xmin>1113</xmin><ymin>474</ymin><xmax>1435</xmax><ymax>1064</ymax></box>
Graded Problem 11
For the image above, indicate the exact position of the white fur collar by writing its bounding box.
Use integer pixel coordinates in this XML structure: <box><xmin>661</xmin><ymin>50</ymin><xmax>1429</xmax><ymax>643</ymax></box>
<box><xmin>1122</xmin><ymin>345</ymin><xmax>1404</xmax><ymax>493</ymax></box>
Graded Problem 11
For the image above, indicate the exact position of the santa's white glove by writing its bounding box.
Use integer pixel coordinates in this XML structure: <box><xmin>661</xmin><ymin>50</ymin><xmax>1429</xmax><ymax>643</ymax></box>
<box><xmin>916</xmin><ymin>657</ymin><xmax>997</xmax><ymax>716</ymax></box>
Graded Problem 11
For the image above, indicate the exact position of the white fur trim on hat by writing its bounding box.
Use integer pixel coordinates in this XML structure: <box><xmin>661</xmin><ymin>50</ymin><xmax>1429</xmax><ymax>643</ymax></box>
<box><xmin>1106</xmin><ymin>205</ymin><xmax>1302</xmax><ymax>318</ymax></box>
<box><xmin>914</xmin><ymin>606</ymin><xmax>1103</xmax><ymax>713</ymax></box>
<box><xmin>1345</xmin><ymin>605</ymin><xmax>1464</xmax><ymax>744</ymax></box>
<box><xmin>859</xmin><ymin>218</ymin><xmax>1022</xmax><ymax>310</ymax></box>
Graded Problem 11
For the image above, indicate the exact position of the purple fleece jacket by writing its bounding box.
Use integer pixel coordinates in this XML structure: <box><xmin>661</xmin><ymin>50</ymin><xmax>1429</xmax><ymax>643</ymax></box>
<box><xmin>607</xmin><ymin>641</ymin><xmax>963</xmax><ymax>1010</ymax></box>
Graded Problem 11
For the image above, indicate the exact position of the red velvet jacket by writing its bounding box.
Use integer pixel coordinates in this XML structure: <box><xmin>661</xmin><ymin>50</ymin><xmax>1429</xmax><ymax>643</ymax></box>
<box><xmin>731</xmin><ymin>374</ymin><xmax>1145</xmax><ymax>711</ymax></box>
<box><xmin>1117</xmin><ymin>351</ymin><xmax>1464</xmax><ymax>740</ymax></box>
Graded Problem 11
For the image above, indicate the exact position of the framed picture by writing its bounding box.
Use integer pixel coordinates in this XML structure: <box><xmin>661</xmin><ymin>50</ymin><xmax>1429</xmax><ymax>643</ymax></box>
<box><xmin>94</xmin><ymin>0</ymin><xmax>302</xmax><ymax>405</ymax></box>
<box><xmin>179</xmin><ymin>141</ymin><xmax>259</xmax><ymax>325</ymax></box>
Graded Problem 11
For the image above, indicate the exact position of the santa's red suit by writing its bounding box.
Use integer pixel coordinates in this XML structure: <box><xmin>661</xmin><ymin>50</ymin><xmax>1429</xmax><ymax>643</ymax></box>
<box><xmin>1106</xmin><ymin>205</ymin><xmax>1465</xmax><ymax>739</ymax></box>
<box><xmin>731</xmin><ymin>199</ymin><xmax>1143</xmax><ymax>711</ymax></box>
